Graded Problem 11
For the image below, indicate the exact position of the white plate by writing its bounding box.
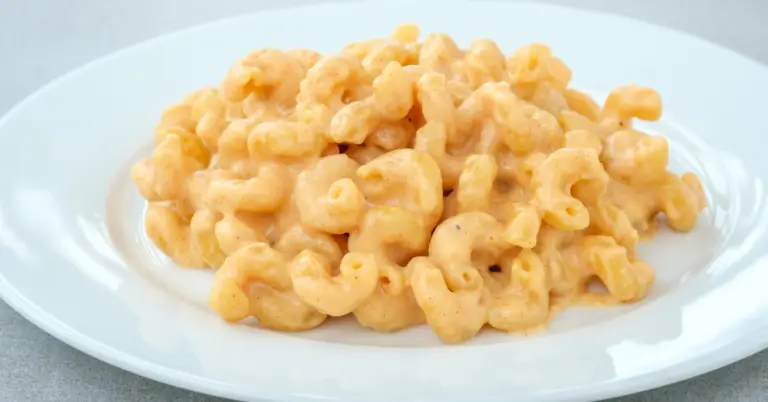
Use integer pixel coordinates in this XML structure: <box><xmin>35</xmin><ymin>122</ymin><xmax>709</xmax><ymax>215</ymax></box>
<box><xmin>1</xmin><ymin>1</ymin><xmax>768</xmax><ymax>401</ymax></box>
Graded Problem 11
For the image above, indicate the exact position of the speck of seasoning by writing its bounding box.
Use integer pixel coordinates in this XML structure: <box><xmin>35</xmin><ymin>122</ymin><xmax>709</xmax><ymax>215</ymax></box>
<box><xmin>455</xmin><ymin>224</ymin><xmax>461</xmax><ymax>230</ymax></box>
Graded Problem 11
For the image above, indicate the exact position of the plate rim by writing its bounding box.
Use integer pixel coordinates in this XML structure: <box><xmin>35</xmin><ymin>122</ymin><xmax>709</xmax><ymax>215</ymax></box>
<box><xmin>4</xmin><ymin>275</ymin><xmax>768</xmax><ymax>402</ymax></box>
<box><xmin>2</xmin><ymin>1</ymin><xmax>768</xmax><ymax>401</ymax></box>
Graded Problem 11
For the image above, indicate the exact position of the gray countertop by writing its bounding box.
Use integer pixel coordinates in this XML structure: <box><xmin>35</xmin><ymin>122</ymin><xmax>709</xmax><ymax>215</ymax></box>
<box><xmin>1</xmin><ymin>0</ymin><xmax>767</xmax><ymax>401</ymax></box>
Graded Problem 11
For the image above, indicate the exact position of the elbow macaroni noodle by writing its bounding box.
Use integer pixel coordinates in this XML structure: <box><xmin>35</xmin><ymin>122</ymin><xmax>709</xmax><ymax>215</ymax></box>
<box><xmin>131</xmin><ymin>24</ymin><xmax>708</xmax><ymax>343</ymax></box>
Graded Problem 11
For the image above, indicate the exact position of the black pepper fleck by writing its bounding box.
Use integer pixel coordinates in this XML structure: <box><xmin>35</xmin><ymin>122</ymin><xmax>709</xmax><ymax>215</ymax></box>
<box><xmin>455</xmin><ymin>224</ymin><xmax>461</xmax><ymax>230</ymax></box>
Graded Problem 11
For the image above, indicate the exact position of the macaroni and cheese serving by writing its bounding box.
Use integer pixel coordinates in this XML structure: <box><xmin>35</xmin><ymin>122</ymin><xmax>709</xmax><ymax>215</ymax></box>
<box><xmin>131</xmin><ymin>24</ymin><xmax>707</xmax><ymax>343</ymax></box>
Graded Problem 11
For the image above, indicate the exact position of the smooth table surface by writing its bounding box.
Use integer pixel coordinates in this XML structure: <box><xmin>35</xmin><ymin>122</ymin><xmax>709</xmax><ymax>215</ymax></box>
<box><xmin>1</xmin><ymin>0</ymin><xmax>767</xmax><ymax>401</ymax></box>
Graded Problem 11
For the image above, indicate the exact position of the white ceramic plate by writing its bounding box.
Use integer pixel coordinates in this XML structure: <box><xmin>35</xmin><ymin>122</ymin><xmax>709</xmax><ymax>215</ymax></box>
<box><xmin>2</xmin><ymin>1</ymin><xmax>768</xmax><ymax>401</ymax></box>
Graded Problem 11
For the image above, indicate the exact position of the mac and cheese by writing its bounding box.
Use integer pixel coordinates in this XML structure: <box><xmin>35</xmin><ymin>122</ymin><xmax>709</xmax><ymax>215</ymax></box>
<box><xmin>131</xmin><ymin>24</ymin><xmax>707</xmax><ymax>343</ymax></box>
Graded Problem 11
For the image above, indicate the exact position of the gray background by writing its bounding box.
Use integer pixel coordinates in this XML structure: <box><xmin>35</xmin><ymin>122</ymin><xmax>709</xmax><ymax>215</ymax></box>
<box><xmin>1</xmin><ymin>0</ymin><xmax>766</xmax><ymax>401</ymax></box>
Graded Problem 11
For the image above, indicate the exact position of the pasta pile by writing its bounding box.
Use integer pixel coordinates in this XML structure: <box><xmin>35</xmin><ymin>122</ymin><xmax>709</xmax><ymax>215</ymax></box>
<box><xmin>131</xmin><ymin>24</ymin><xmax>707</xmax><ymax>343</ymax></box>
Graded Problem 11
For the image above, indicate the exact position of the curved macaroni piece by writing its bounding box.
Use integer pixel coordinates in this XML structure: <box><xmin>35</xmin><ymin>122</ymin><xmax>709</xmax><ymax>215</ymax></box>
<box><xmin>144</xmin><ymin>203</ymin><xmax>204</xmax><ymax>267</ymax></box>
<box><xmin>154</xmin><ymin>88</ymin><xmax>227</xmax><ymax>155</ymax></box>
<box><xmin>156</xmin><ymin>95</ymin><xmax>197</xmax><ymax>133</ymax></box>
<box><xmin>532</xmin><ymin>148</ymin><xmax>609</xmax><ymax>230</ymax></box>
<box><xmin>429</xmin><ymin>212</ymin><xmax>510</xmax><ymax>291</ymax></box>
<box><xmin>187</xmin><ymin>88</ymin><xmax>229</xmax><ymax>152</ymax></box>
<box><xmin>221</xmin><ymin>48</ymin><xmax>307</xmax><ymax>107</ymax></box>
<box><xmin>209</xmin><ymin>243</ymin><xmax>327</xmax><ymax>330</ymax></box>
<box><xmin>248</xmin><ymin>121</ymin><xmax>325</xmax><ymax>159</ymax></box>
<box><xmin>155</xmin><ymin>93</ymin><xmax>216</xmax><ymax>165</ymax></box>
<box><xmin>419</xmin><ymin>33</ymin><xmax>462</xmax><ymax>77</ymax></box>
<box><xmin>564</xmin><ymin>88</ymin><xmax>601</xmax><ymax>121</ymax></box>
<box><xmin>512</xmin><ymin>101</ymin><xmax>564</xmax><ymax>154</ymax></box>
<box><xmin>417</xmin><ymin>72</ymin><xmax>458</xmax><ymax>143</ymax></box>
<box><xmin>587</xmin><ymin>199</ymin><xmax>639</xmax><ymax>255</ymax></box>
<box><xmin>353</xmin><ymin>270</ymin><xmax>426</xmax><ymax>332</ymax></box>
<box><xmin>349</xmin><ymin>206</ymin><xmax>429</xmax><ymax>332</ymax></box>
<box><xmin>413</xmin><ymin>121</ymin><xmax>464</xmax><ymax>190</ymax></box>
<box><xmin>132</xmin><ymin>134</ymin><xmax>205</xmax><ymax>201</ymax></box>
<box><xmin>247</xmin><ymin>284</ymin><xmax>328</xmax><ymax>331</ymax></box>
<box><xmin>560</xmin><ymin>110</ymin><xmax>610</xmax><ymax>141</ymax></box>
<box><xmin>454</xmin><ymin>154</ymin><xmax>498</xmax><ymax>213</ymax></box>
<box><xmin>216</xmin><ymin>117</ymin><xmax>259</xmax><ymax>166</ymax></box>
<box><xmin>462</xmin><ymin>39</ymin><xmax>506</xmax><ymax>89</ymax></box>
<box><xmin>579</xmin><ymin>236</ymin><xmax>655</xmax><ymax>302</ymax></box>
<box><xmin>295</xmin><ymin>154</ymin><xmax>365</xmax><ymax>234</ymax></box>
<box><xmin>214</xmin><ymin>214</ymin><xmax>268</xmax><ymax>255</ymax></box>
<box><xmin>366</xmin><ymin>120</ymin><xmax>416</xmax><ymax>151</ymax></box>
<box><xmin>153</xmin><ymin>127</ymin><xmax>211</xmax><ymax>169</ymax></box>
<box><xmin>329</xmin><ymin>61</ymin><xmax>415</xmax><ymax>145</ymax></box>
<box><xmin>410</xmin><ymin>257</ymin><xmax>490</xmax><ymax>343</ymax></box>
<box><xmin>297</xmin><ymin>55</ymin><xmax>368</xmax><ymax>114</ymax></box>
<box><xmin>390</xmin><ymin>23</ymin><xmax>420</xmax><ymax>44</ymax></box>
<box><xmin>357</xmin><ymin>149</ymin><xmax>444</xmax><ymax>228</ymax></box>
<box><xmin>363</xmin><ymin>42</ymin><xmax>412</xmax><ymax>78</ymax></box>
<box><xmin>659</xmin><ymin>172</ymin><xmax>706</xmax><ymax>231</ymax></box>
<box><xmin>501</xmin><ymin>202</ymin><xmax>542</xmax><ymax>249</ymax></box>
<box><xmin>327</xmin><ymin>100</ymin><xmax>379</xmax><ymax>145</ymax></box>
<box><xmin>493</xmin><ymin>92</ymin><xmax>564</xmax><ymax>155</ymax></box>
<box><xmin>209</xmin><ymin>243</ymin><xmax>290</xmax><ymax>321</ymax></box>
<box><xmin>348</xmin><ymin>206</ymin><xmax>430</xmax><ymax>265</ymax></box>
<box><xmin>275</xmin><ymin>224</ymin><xmax>344</xmax><ymax>268</ymax></box>
<box><xmin>603</xmin><ymin>129</ymin><xmax>669</xmax><ymax>186</ymax></box>
<box><xmin>189</xmin><ymin>209</ymin><xmax>227</xmax><ymax>268</ymax></box>
<box><xmin>506</xmin><ymin>43</ymin><xmax>571</xmax><ymax>98</ymax></box>
<box><xmin>203</xmin><ymin>164</ymin><xmax>286</xmax><ymax>214</ymax></box>
<box><xmin>290</xmin><ymin>250</ymin><xmax>379</xmax><ymax>316</ymax></box>
<box><xmin>372</xmin><ymin>62</ymin><xmax>415</xmax><ymax>121</ymax></box>
<box><xmin>605</xmin><ymin>180</ymin><xmax>660</xmax><ymax>235</ymax></box>
<box><xmin>186</xmin><ymin>169</ymin><xmax>238</xmax><ymax>214</ymax></box>
<box><xmin>488</xmin><ymin>249</ymin><xmax>550</xmax><ymax>332</ymax></box>
<box><xmin>601</xmin><ymin>85</ymin><xmax>662</xmax><ymax>131</ymax></box>
<box><xmin>455</xmin><ymin>81</ymin><xmax>504</xmax><ymax>135</ymax></box>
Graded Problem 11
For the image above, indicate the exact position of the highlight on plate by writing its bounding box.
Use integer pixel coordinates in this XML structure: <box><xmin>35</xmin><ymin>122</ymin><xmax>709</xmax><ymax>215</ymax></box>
<box><xmin>130</xmin><ymin>23</ymin><xmax>707</xmax><ymax>344</ymax></box>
